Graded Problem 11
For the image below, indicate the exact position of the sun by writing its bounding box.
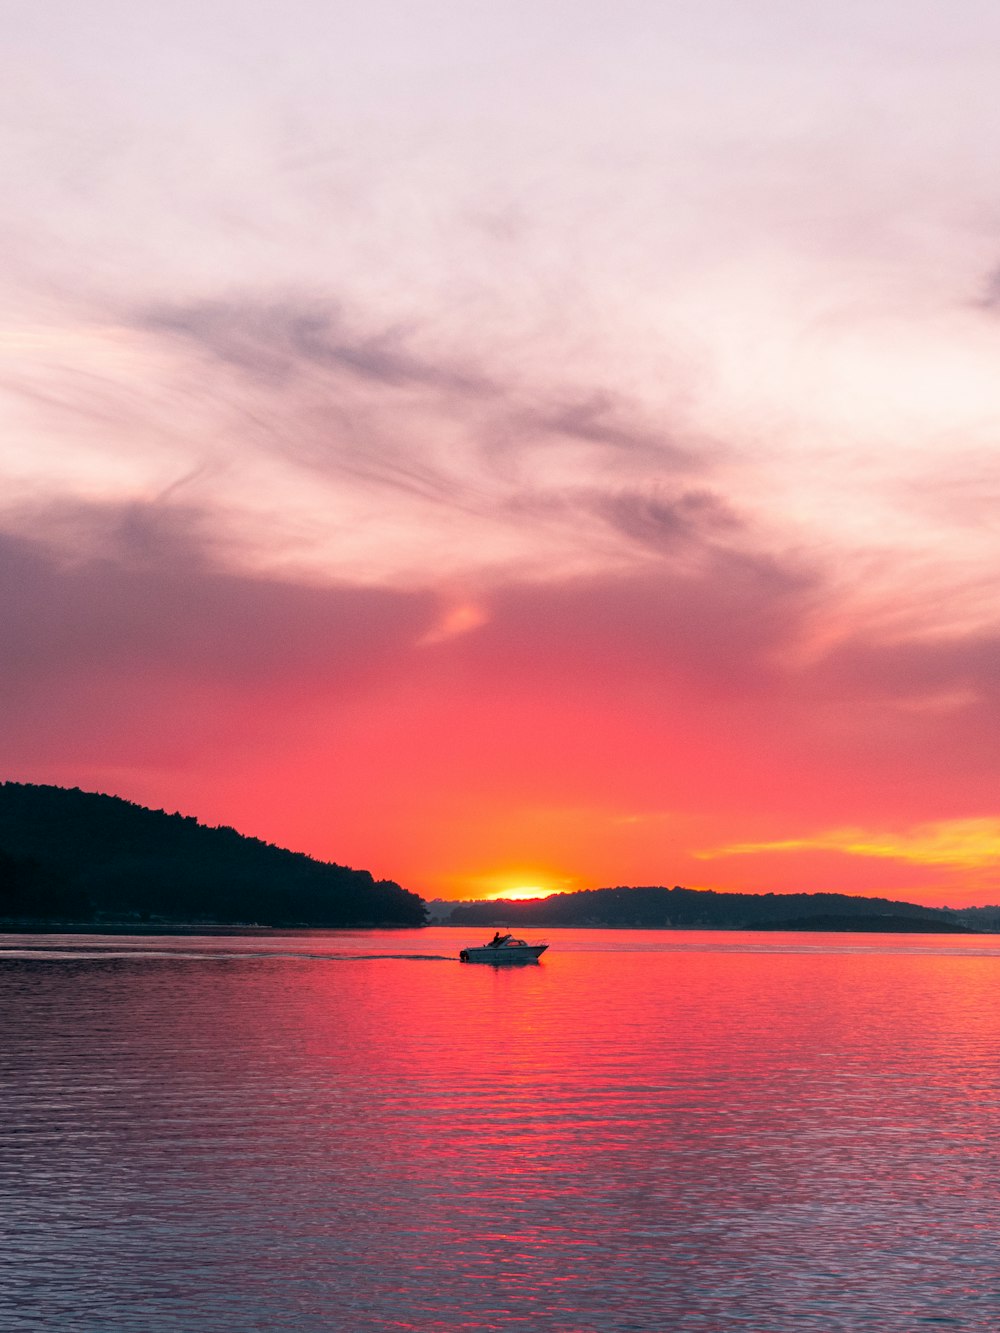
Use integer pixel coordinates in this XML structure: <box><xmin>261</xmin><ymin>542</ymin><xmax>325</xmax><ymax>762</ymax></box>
<box><xmin>491</xmin><ymin>885</ymin><xmax>558</xmax><ymax>901</ymax></box>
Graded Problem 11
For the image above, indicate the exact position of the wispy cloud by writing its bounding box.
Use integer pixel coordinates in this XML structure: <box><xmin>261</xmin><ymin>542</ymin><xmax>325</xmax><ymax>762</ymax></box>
<box><xmin>973</xmin><ymin>263</ymin><xmax>1000</xmax><ymax>311</ymax></box>
<box><xmin>136</xmin><ymin>298</ymin><xmax>495</xmax><ymax>396</ymax></box>
<box><xmin>699</xmin><ymin>819</ymin><xmax>1000</xmax><ymax>869</ymax></box>
<box><xmin>512</xmin><ymin>391</ymin><xmax>697</xmax><ymax>466</ymax></box>
<box><xmin>593</xmin><ymin>487</ymin><xmax>741</xmax><ymax>554</ymax></box>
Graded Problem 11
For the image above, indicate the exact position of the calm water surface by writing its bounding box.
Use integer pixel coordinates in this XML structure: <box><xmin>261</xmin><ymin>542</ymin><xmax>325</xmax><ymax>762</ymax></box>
<box><xmin>2</xmin><ymin>927</ymin><xmax>1000</xmax><ymax>1331</ymax></box>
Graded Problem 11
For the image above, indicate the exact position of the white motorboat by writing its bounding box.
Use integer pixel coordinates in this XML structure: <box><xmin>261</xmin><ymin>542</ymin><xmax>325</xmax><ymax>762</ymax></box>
<box><xmin>459</xmin><ymin>932</ymin><xmax>548</xmax><ymax>964</ymax></box>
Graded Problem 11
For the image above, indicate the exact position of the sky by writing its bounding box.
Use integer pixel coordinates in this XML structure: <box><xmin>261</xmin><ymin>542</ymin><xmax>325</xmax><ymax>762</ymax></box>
<box><xmin>3</xmin><ymin>1</ymin><xmax>1000</xmax><ymax>905</ymax></box>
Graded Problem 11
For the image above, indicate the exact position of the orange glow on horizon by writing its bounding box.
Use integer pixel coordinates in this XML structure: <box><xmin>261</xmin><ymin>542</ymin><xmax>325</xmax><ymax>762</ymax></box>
<box><xmin>491</xmin><ymin>886</ymin><xmax>559</xmax><ymax>901</ymax></box>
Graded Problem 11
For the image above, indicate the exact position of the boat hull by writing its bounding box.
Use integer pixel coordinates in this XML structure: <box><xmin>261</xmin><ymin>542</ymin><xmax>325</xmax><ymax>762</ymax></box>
<box><xmin>459</xmin><ymin>944</ymin><xmax>548</xmax><ymax>964</ymax></box>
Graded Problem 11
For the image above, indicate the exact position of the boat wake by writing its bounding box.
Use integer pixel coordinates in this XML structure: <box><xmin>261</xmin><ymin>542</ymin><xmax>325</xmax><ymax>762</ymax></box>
<box><xmin>0</xmin><ymin>946</ymin><xmax>456</xmax><ymax>962</ymax></box>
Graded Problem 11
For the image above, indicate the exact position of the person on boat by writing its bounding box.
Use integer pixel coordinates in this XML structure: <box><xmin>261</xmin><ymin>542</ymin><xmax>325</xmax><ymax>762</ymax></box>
<box><xmin>489</xmin><ymin>931</ymin><xmax>509</xmax><ymax>947</ymax></box>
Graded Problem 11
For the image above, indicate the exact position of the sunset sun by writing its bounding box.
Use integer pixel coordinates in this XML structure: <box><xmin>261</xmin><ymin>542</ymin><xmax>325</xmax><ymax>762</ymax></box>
<box><xmin>491</xmin><ymin>885</ymin><xmax>558</xmax><ymax>902</ymax></box>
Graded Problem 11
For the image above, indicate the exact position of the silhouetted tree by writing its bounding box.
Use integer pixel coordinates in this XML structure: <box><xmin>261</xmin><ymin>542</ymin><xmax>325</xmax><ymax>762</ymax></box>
<box><xmin>447</xmin><ymin>884</ymin><xmax>960</xmax><ymax>930</ymax></box>
<box><xmin>0</xmin><ymin>783</ymin><xmax>426</xmax><ymax>927</ymax></box>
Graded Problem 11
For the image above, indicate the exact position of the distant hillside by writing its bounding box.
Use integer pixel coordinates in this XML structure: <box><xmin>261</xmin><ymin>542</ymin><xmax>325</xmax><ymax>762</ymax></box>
<box><xmin>0</xmin><ymin>783</ymin><xmax>425</xmax><ymax>927</ymax></box>
<box><xmin>953</xmin><ymin>905</ymin><xmax>1000</xmax><ymax>931</ymax></box>
<box><xmin>447</xmin><ymin>884</ymin><xmax>968</xmax><ymax>930</ymax></box>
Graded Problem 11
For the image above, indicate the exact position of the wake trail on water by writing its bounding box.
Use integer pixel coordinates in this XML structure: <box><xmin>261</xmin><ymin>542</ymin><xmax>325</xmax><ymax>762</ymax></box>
<box><xmin>0</xmin><ymin>947</ymin><xmax>457</xmax><ymax>962</ymax></box>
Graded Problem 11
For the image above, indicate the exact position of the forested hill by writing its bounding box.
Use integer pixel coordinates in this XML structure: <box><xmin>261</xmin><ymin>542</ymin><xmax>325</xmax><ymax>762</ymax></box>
<box><xmin>0</xmin><ymin>783</ymin><xmax>425</xmax><ymax>926</ymax></box>
<box><xmin>447</xmin><ymin>884</ymin><xmax>964</xmax><ymax>930</ymax></box>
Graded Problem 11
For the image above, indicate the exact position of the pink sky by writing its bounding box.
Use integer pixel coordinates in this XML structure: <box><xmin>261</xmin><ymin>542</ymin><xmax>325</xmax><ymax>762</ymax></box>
<box><xmin>3</xmin><ymin>1</ymin><xmax>1000</xmax><ymax>903</ymax></box>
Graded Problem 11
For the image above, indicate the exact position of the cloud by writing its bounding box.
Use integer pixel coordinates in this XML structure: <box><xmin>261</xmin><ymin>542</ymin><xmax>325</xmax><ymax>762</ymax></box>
<box><xmin>487</xmin><ymin>551</ymin><xmax>812</xmax><ymax>686</ymax></box>
<box><xmin>136</xmin><ymin>298</ymin><xmax>495</xmax><ymax>397</ymax></box>
<box><xmin>812</xmin><ymin>630</ymin><xmax>1000</xmax><ymax>709</ymax></box>
<box><xmin>0</xmin><ymin>501</ymin><xmax>435</xmax><ymax>694</ymax></box>
<box><xmin>0</xmin><ymin>494</ymin><xmax>807</xmax><ymax>692</ymax></box>
<box><xmin>15</xmin><ymin>288</ymin><xmax>710</xmax><ymax>585</ymax></box>
<box><xmin>130</xmin><ymin>294</ymin><xmax>703</xmax><ymax>486</ymax></box>
<box><xmin>593</xmin><ymin>487</ymin><xmax>741</xmax><ymax>553</ymax></box>
<box><xmin>699</xmin><ymin>818</ymin><xmax>1000</xmax><ymax>869</ymax></box>
<box><xmin>511</xmin><ymin>391</ymin><xmax>697</xmax><ymax>466</ymax></box>
<box><xmin>0</xmin><ymin>494</ymin><xmax>822</xmax><ymax>804</ymax></box>
<box><xmin>973</xmin><ymin>263</ymin><xmax>1000</xmax><ymax>310</ymax></box>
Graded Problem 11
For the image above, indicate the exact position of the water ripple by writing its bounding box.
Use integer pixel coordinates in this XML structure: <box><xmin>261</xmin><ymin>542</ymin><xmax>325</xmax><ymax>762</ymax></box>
<box><xmin>2</xmin><ymin>927</ymin><xmax>1000</xmax><ymax>1330</ymax></box>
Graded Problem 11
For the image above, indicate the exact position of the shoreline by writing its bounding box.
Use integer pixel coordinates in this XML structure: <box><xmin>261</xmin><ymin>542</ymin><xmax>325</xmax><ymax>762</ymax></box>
<box><xmin>0</xmin><ymin>922</ymin><xmax>421</xmax><ymax>935</ymax></box>
<box><xmin>0</xmin><ymin>920</ymin><xmax>993</xmax><ymax>936</ymax></box>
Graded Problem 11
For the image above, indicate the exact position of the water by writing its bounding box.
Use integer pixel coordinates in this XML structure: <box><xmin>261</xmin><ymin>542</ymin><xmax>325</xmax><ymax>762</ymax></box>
<box><xmin>2</xmin><ymin>927</ymin><xmax>1000</xmax><ymax>1331</ymax></box>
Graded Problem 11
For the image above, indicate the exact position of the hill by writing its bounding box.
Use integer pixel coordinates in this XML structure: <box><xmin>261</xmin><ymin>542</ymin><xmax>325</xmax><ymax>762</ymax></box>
<box><xmin>0</xmin><ymin>783</ymin><xmax>425</xmax><ymax>927</ymax></box>
<box><xmin>446</xmin><ymin>884</ymin><xmax>967</xmax><ymax>930</ymax></box>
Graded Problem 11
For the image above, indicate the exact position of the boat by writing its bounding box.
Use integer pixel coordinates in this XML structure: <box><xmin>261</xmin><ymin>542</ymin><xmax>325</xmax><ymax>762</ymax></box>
<box><xmin>459</xmin><ymin>932</ymin><xmax>548</xmax><ymax>964</ymax></box>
